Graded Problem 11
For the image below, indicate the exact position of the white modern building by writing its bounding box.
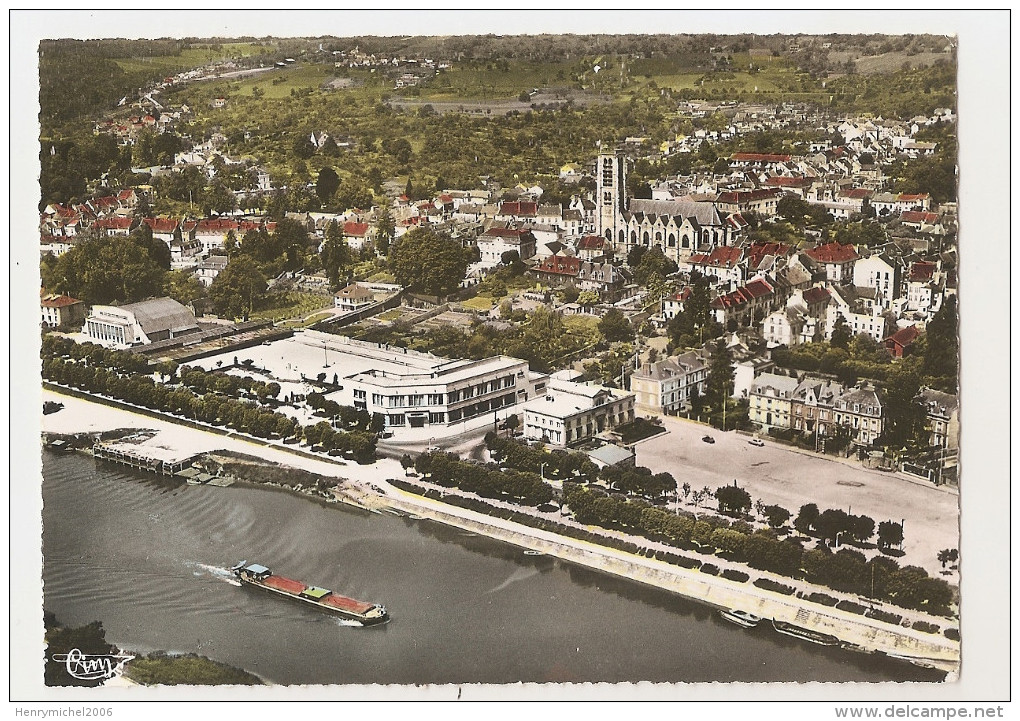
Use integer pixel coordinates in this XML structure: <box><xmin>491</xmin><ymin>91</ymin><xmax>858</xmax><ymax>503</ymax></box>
<box><xmin>82</xmin><ymin>297</ymin><xmax>200</xmax><ymax>347</ymax></box>
<box><xmin>307</xmin><ymin>332</ymin><xmax>546</xmax><ymax>430</ymax></box>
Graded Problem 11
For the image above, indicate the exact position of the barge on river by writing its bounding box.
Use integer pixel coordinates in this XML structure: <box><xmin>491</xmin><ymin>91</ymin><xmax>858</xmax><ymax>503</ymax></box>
<box><xmin>231</xmin><ymin>561</ymin><xmax>388</xmax><ymax>625</ymax></box>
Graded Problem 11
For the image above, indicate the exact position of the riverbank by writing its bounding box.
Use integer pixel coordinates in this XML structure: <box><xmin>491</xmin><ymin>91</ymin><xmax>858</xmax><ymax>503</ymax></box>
<box><xmin>40</xmin><ymin>387</ymin><xmax>959</xmax><ymax>676</ymax></box>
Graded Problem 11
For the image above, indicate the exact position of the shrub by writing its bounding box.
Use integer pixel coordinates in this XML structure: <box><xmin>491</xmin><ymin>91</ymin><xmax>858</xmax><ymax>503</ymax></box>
<box><xmin>753</xmin><ymin>578</ymin><xmax>796</xmax><ymax>595</ymax></box>
<box><xmin>721</xmin><ymin>569</ymin><xmax>750</xmax><ymax>583</ymax></box>
<box><xmin>836</xmin><ymin>599</ymin><xmax>868</xmax><ymax>615</ymax></box>
<box><xmin>866</xmin><ymin>608</ymin><xmax>903</xmax><ymax>625</ymax></box>
<box><xmin>700</xmin><ymin>563</ymin><xmax>719</xmax><ymax>576</ymax></box>
<box><xmin>911</xmin><ymin>620</ymin><xmax>941</xmax><ymax>634</ymax></box>
<box><xmin>805</xmin><ymin>592</ymin><xmax>839</xmax><ymax>606</ymax></box>
<box><xmin>944</xmin><ymin>628</ymin><xmax>960</xmax><ymax>641</ymax></box>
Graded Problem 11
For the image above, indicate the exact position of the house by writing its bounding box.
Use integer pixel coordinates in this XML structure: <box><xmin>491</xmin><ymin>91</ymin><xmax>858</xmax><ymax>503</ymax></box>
<box><xmin>917</xmin><ymin>388</ymin><xmax>959</xmax><ymax>450</ymax></box>
<box><xmin>748</xmin><ymin>372</ymin><xmax>801</xmax><ymax>432</ymax></box>
<box><xmin>342</xmin><ymin>221</ymin><xmax>373</xmax><ymax>250</ymax></box>
<box><xmin>195</xmin><ymin>218</ymin><xmax>239</xmax><ymax>254</ymax></box>
<box><xmin>790</xmin><ymin>377</ymin><xmax>844</xmax><ymax>439</ymax></box>
<box><xmin>576</xmin><ymin>261</ymin><xmax>633</xmax><ymax>303</ymax></box>
<box><xmin>826</xmin><ymin>284</ymin><xmax>892</xmax><ymax>343</ymax></box>
<box><xmin>709</xmin><ymin>278</ymin><xmax>775</xmax><ymax>328</ymax></box>
<box><xmin>575</xmin><ymin>235</ymin><xmax>608</xmax><ymax>262</ymax></box>
<box><xmin>334</xmin><ymin>283</ymin><xmax>376</xmax><ymax>312</ymax></box>
<box><xmin>629</xmin><ymin>351</ymin><xmax>706</xmax><ymax>415</ymax></box>
<box><xmin>195</xmin><ymin>255</ymin><xmax>229</xmax><ymax>288</ymax></box>
<box><xmin>714</xmin><ymin>188</ymin><xmax>783</xmax><ymax>217</ymax></box>
<box><xmin>94</xmin><ymin>216</ymin><xmax>137</xmax><ymax>237</ymax></box>
<box><xmin>831</xmin><ymin>383</ymin><xmax>884</xmax><ymax>447</ymax></box>
<box><xmin>853</xmin><ymin>253</ymin><xmax>900</xmax><ymax>311</ymax></box>
<box><xmin>41</xmin><ymin>292</ymin><xmax>86</xmax><ymax>329</ymax></box>
<box><xmin>685</xmin><ymin>246</ymin><xmax>743</xmax><ymax>289</ymax></box>
<box><xmin>884</xmin><ymin>324</ymin><xmax>921</xmax><ymax>358</ymax></box>
<box><xmin>476</xmin><ymin>226</ymin><xmax>537</xmax><ymax>264</ymax></box>
<box><xmin>804</xmin><ymin>242</ymin><xmax>859</xmax><ymax>284</ymax></box>
<box><xmin>83</xmin><ymin>297</ymin><xmax>200</xmax><ymax>347</ymax></box>
<box><xmin>522</xmin><ymin>375</ymin><xmax>635</xmax><ymax>447</ymax></box>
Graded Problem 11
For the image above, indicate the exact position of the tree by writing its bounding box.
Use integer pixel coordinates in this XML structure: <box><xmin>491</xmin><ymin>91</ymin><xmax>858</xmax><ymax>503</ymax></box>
<box><xmin>937</xmin><ymin>548</ymin><xmax>958</xmax><ymax>570</ymax></box>
<box><xmin>320</xmin><ymin>221</ymin><xmax>353</xmax><ymax>288</ymax></box>
<box><xmin>374</xmin><ymin>204</ymin><xmax>395</xmax><ymax>256</ymax></box>
<box><xmin>209</xmin><ymin>256</ymin><xmax>267</xmax><ymax>320</ymax></box>
<box><xmin>704</xmin><ymin>339</ymin><xmax>734</xmax><ymax>412</ymax></box>
<box><xmin>389</xmin><ymin>227</ymin><xmax>469</xmax><ymax>296</ymax></box>
<box><xmin>763</xmin><ymin>504</ymin><xmax>791</xmax><ymax>528</ymax></box>
<box><xmin>315</xmin><ymin>166</ymin><xmax>340</xmax><ymax>205</ymax></box>
<box><xmin>598</xmin><ymin>308</ymin><xmax>634</xmax><ymax>343</ymax></box>
<box><xmin>877</xmin><ymin>520</ymin><xmax>904</xmax><ymax>550</ymax></box>
<box><xmin>44</xmin><ymin>617</ymin><xmax>118</xmax><ymax>687</ymax></box>
<box><xmin>794</xmin><ymin>503</ymin><xmax>820</xmax><ymax>535</ymax></box>
<box><xmin>814</xmin><ymin>508</ymin><xmax>851</xmax><ymax>545</ymax></box>
<box><xmin>923</xmin><ymin>294</ymin><xmax>958</xmax><ymax>391</ymax></box>
<box><xmin>714</xmin><ymin>484</ymin><xmax>751</xmax><ymax>515</ymax></box>
<box><xmin>576</xmin><ymin>290</ymin><xmax>600</xmax><ymax>307</ymax></box>
<box><xmin>830</xmin><ymin>313</ymin><xmax>852</xmax><ymax>350</ymax></box>
<box><xmin>500</xmin><ymin>250</ymin><xmax>525</xmax><ymax>275</ymax></box>
<box><xmin>163</xmin><ymin>269</ymin><xmax>204</xmax><ymax>306</ymax></box>
<box><xmin>293</xmin><ymin>134</ymin><xmax>316</xmax><ymax>159</ymax></box>
<box><xmin>43</xmin><ymin>230</ymin><xmax>167</xmax><ymax>305</ymax></box>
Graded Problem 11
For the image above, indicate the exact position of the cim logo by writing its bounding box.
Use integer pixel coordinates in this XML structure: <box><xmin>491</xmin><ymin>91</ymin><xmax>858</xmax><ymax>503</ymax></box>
<box><xmin>51</xmin><ymin>649</ymin><xmax>135</xmax><ymax>681</ymax></box>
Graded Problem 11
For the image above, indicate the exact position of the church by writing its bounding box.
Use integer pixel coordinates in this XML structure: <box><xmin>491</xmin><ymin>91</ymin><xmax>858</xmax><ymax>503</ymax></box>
<box><xmin>595</xmin><ymin>149</ymin><xmax>741</xmax><ymax>264</ymax></box>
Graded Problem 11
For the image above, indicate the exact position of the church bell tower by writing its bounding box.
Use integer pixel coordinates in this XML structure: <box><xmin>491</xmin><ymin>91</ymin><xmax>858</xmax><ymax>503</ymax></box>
<box><xmin>596</xmin><ymin>149</ymin><xmax>627</xmax><ymax>247</ymax></box>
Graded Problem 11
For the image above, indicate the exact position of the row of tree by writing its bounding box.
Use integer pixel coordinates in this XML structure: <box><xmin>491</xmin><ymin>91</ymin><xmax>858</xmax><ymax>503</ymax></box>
<box><xmin>41</xmin><ymin>353</ymin><xmax>378</xmax><ymax>463</ymax></box>
<box><xmin>563</xmin><ymin>483</ymin><xmax>952</xmax><ymax>614</ymax></box>
<box><xmin>412</xmin><ymin>451</ymin><xmax>555</xmax><ymax>507</ymax></box>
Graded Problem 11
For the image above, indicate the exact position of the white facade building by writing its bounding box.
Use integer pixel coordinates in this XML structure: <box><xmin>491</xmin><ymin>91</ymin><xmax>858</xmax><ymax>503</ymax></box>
<box><xmin>522</xmin><ymin>375</ymin><xmax>635</xmax><ymax>447</ymax></box>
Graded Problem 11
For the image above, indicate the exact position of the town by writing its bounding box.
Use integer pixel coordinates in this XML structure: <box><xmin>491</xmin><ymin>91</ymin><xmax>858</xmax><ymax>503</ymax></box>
<box><xmin>36</xmin><ymin>31</ymin><xmax>962</xmax><ymax>682</ymax></box>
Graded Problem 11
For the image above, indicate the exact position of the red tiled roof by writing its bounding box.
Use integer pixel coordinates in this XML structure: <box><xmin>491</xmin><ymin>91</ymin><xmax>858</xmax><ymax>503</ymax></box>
<box><xmin>900</xmin><ymin>211</ymin><xmax>938</xmax><ymax>224</ymax></box>
<box><xmin>802</xmin><ymin>286</ymin><xmax>831</xmax><ymax>304</ymax></box>
<box><xmin>908</xmin><ymin>261</ymin><xmax>937</xmax><ymax>282</ymax></box>
<box><xmin>764</xmin><ymin>176</ymin><xmax>812</xmax><ymax>188</ymax></box>
<box><xmin>840</xmin><ymin>188</ymin><xmax>874</xmax><ymax>200</ymax></box>
<box><xmin>691</xmin><ymin>246</ymin><xmax>742</xmax><ymax>268</ymax></box>
<box><xmin>40</xmin><ymin>293</ymin><xmax>82</xmax><ymax>308</ymax></box>
<box><xmin>897</xmin><ymin>193</ymin><xmax>929</xmax><ymax>202</ymax></box>
<box><xmin>144</xmin><ymin>217</ymin><xmax>180</xmax><ymax>233</ymax></box>
<box><xmin>885</xmin><ymin>324</ymin><xmax>920</xmax><ymax>347</ymax></box>
<box><xmin>731</xmin><ymin>153</ymin><xmax>791</xmax><ymax>163</ymax></box>
<box><xmin>117</xmin><ymin>189</ymin><xmax>136</xmax><ymax>201</ymax></box>
<box><xmin>344</xmin><ymin>222</ymin><xmax>370</xmax><ymax>236</ymax></box>
<box><xmin>805</xmin><ymin>242</ymin><xmax>859</xmax><ymax>264</ymax></box>
<box><xmin>534</xmin><ymin>255</ymin><xmax>581</xmax><ymax>276</ymax></box>
<box><xmin>196</xmin><ymin>218</ymin><xmax>239</xmax><ymax>234</ymax></box>
<box><xmin>744</xmin><ymin>278</ymin><xmax>774</xmax><ymax>299</ymax></box>
<box><xmin>498</xmin><ymin>201</ymin><xmax>538</xmax><ymax>217</ymax></box>
<box><xmin>711</xmin><ymin>279</ymin><xmax>774</xmax><ymax>310</ymax></box>
<box><xmin>576</xmin><ymin>235</ymin><xmax>605</xmax><ymax>250</ymax></box>
<box><xmin>745</xmin><ymin>241</ymin><xmax>790</xmax><ymax>268</ymax></box>
<box><xmin>95</xmin><ymin>217</ymin><xmax>134</xmax><ymax>230</ymax></box>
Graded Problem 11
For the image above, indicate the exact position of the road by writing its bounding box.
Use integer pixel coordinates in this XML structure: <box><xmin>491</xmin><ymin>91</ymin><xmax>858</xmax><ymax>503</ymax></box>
<box><xmin>635</xmin><ymin>416</ymin><xmax>960</xmax><ymax>579</ymax></box>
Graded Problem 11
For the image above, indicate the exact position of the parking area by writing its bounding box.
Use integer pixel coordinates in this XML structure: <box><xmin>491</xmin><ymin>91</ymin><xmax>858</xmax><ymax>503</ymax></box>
<box><xmin>635</xmin><ymin>415</ymin><xmax>960</xmax><ymax>579</ymax></box>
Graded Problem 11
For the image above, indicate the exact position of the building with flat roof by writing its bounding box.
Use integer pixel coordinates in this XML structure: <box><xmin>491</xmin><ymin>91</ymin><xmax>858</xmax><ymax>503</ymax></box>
<box><xmin>522</xmin><ymin>375</ymin><xmax>635</xmax><ymax>447</ymax></box>
<box><xmin>83</xmin><ymin>297</ymin><xmax>200</xmax><ymax>347</ymax></box>
<box><xmin>305</xmin><ymin>331</ymin><xmax>545</xmax><ymax>430</ymax></box>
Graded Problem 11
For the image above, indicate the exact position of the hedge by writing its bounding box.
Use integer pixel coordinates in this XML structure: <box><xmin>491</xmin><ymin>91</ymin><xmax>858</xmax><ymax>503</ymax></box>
<box><xmin>754</xmin><ymin>578</ymin><xmax>796</xmax><ymax>595</ymax></box>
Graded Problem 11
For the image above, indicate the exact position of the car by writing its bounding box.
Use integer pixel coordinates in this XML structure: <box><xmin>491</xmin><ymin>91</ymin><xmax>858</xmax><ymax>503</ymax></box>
<box><xmin>702</xmin><ymin>435</ymin><xmax>715</xmax><ymax>444</ymax></box>
<box><xmin>426</xmin><ymin>445</ymin><xmax>441</xmax><ymax>453</ymax></box>
<box><xmin>748</xmin><ymin>438</ymin><xmax>765</xmax><ymax>447</ymax></box>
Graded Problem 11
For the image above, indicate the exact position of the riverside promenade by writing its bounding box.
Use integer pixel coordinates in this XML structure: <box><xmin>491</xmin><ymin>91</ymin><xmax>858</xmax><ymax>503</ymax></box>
<box><xmin>40</xmin><ymin>387</ymin><xmax>959</xmax><ymax>676</ymax></box>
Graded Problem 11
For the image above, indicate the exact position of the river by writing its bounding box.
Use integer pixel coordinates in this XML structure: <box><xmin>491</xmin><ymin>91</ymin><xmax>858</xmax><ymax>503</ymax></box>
<box><xmin>41</xmin><ymin>451</ymin><xmax>944</xmax><ymax>686</ymax></box>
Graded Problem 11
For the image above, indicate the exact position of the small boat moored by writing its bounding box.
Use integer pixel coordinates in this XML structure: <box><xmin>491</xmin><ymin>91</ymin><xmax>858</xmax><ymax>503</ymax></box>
<box><xmin>718</xmin><ymin>608</ymin><xmax>763</xmax><ymax>628</ymax></box>
<box><xmin>772</xmin><ymin>619</ymin><xmax>841</xmax><ymax>646</ymax></box>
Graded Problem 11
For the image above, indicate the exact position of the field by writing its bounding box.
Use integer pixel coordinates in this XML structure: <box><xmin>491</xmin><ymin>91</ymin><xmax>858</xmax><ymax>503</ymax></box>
<box><xmin>419</xmin><ymin>61</ymin><xmax>577</xmax><ymax>101</ymax></box>
<box><xmin>113</xmin><ymin>42</ymin><xmax>274</xmax><ymax>75</ymax></box>
<box><xmin>229</xmin><ymin>64</ymin><xmax>335</xmax><ymax>99</ymax></box>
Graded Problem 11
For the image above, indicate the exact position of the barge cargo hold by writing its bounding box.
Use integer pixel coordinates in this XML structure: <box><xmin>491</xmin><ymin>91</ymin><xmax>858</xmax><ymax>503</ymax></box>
<box><xmin>231</xmin><ymin>561</ymin><xmax>388</xmax><ymax>625</ymax></box>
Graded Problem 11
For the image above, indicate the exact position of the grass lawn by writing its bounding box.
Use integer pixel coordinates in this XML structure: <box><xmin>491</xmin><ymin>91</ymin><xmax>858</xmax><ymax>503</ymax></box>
<box><xmin>376</xmin><ymin>308</ymin><xmax>403</xmax><ymax>322</ymax></box>
<box><xmin>419</xmin><ymin>61</ymin><xmax>576</xmax><ymax>101</ymax></box>
<box><xmin>113</xmin><ymin>44</ymin><xmax>273</xmax><ymax>75</ymax></box>
<box><xmin>562</xmin><ymin>315</ymin><xmax>599</xmax><ymax>333</ymax></box>
<box><xmin>460</xmin><ymin>295</ymin><xmax>495</xmax><ymax>311</ymax></box>
<box><xmin>250</xmin><ymin>291</ymin><xmax>332</xmax><ymax>323</ymax></box>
